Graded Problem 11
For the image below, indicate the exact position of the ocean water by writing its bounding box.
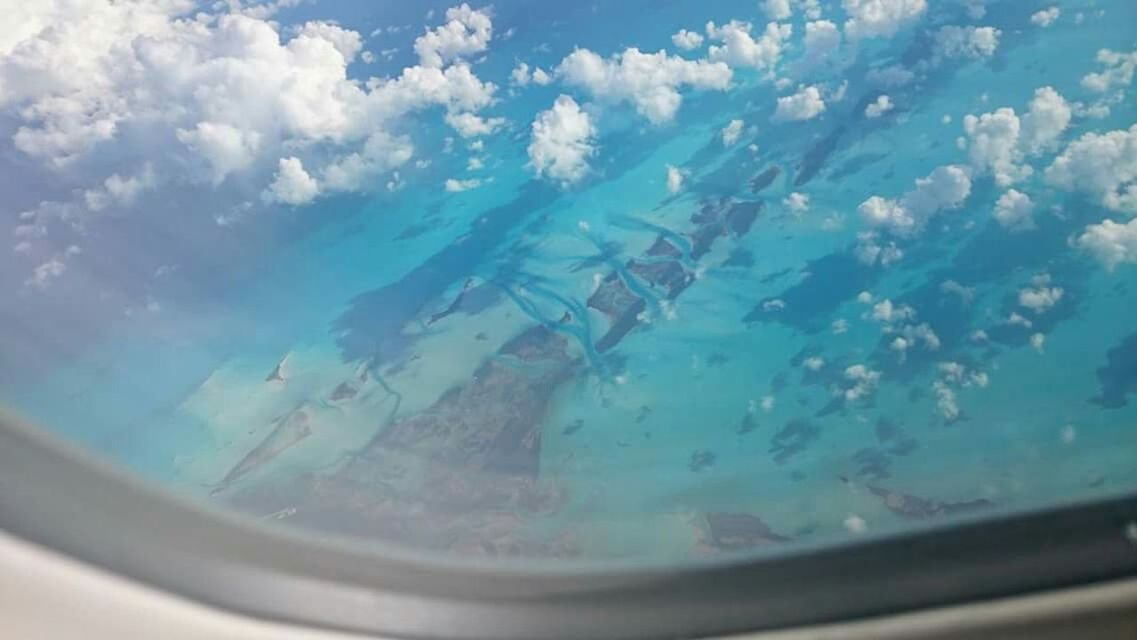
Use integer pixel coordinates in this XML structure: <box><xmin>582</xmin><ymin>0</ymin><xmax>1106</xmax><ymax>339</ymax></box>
<box><xmin>3</xmin><ymin>0</ymin><xmax>1137</xmax><ymax>567</ymax></box>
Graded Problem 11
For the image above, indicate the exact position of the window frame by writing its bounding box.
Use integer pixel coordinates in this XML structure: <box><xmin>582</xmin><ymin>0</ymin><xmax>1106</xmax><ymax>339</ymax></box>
<box><xmin>2</xmin><ymin>412</ymin><xmax>1136</xmax><ymax>640</ymax></box>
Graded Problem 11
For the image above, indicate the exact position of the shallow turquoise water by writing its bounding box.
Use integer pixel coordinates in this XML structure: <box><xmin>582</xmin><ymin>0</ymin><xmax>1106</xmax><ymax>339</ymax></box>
<box><xmin>2</xmin><ymin>0</ymin><xmax>1136</xmax><ymax>564</ymax></box>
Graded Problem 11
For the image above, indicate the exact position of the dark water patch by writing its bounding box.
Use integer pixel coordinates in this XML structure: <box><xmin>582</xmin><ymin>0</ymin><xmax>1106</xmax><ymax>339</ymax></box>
<box><xmin>853</xmin><ymin>448</ymin><xmax>892</xmax><ymax>481</ymax></box>
<box><xmin>1091</xmin><ymin>332</ymin><xmax>1137</xmax><ymax>409</ymax></box>
<box><xmin>870</xmin><ymin>485</ymin><xmax>994</xmax><ymax>520</ymax></box>
<box><xmin>334</xmin><ymin>181</ymin><xmax>558</xmax><ymax>364</ymax></box>
<box><xmin>769</xmin><ymin>418</ymin><xmax>821</xmax><ymax>464</ymax></box>
<box><xmin>826</xmin><ymin>152</ymin><xmax>888</xmax><ymax>182</ymax></box>
<box><xmin>750</xmin><ymin>165</ymin><xmax>781</xmax><ymax>193</ymax></box>
<box><xmin>722</xmin><ymin>247</ymin><xmax>755</xmax><ymax>269</ymax></box>
<box><xmin>396</xmin><ymin>221</ymin><xmax>434</xmax><ymax>240</ymax></box>
<box><xmin>875</xmin><ymin>417</ymin><xmax>919</xmax><ymax>456</ymax></box>
<box><xmin>562</xmin><ymin>419</ymin><xmax>584</xmax><ymax>436</ymax></box>
<box><xmin>760</xmin><ymin>267</ymin><xmax>794</xmax><ymax>284</ymax></box>
<box><xmin>737</xmin><ymin>412</ymin><xmax>759</xmax><ymax>435</ymax></box>
<box><xmin>744</xmin><ymin>250</ymin><xmax>878</xmax><ymax>333</ymax></box>
<box><xmin>634</xmin><ymin>405</ymin><xmax>652</xmax><ymax>424</ymax></box>
<box><xmin>814</xmin><ymin>395</ymin><xmax>848</xmax><ymax>419</ymax></box>
<box><xmin>770</xmin><ymin>371</ymin><xmax>790</xmax><ymax>393</ymax></box>
<box><xmin>689</xmin><ymin>449</ymin><xmax>717</xmax><ymax>472</ymax></box>
<box><xmin>794</xmin><ymin>126</ymin><xmax>845</xmax><ymax>187</ymax></box>
<box><xmin>569</xmin><ymin>240</ymin><xmax>623</xmax><ymax>273</ymax></box>
<box><xmin>702</xmin><ymin>512</ymin><xmax>791</xmax><ymax>551</ymax></box>
<box><xmin>707</xmin><ymin>352</ymin><xmax>730</xmax><ymax>367</ymax></box>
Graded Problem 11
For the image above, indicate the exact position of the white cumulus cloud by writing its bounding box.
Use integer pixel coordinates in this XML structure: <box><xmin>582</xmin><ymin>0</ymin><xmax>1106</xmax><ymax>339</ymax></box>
<box><xmin>1081</xmin><ymin>49</ymin><xmax>1137</xmax><ymax>93</ymax></box>
<box><xmin>993</xmin><ymin>189</ymin><xmax>1035</xmax><ymax>232</ymax></box>
<box><xmin>1031</xmin><ymin>7</ymin><xmax>1060</xmax><ymax>28</ymax></box>
<box><xmin>557</xmin><ymin>47</ymin><xmax>732</xmax><ymax>125</ymax></box>
<box><xmin>264</xmin><ymin>157</ymin><xmax>320</xmax><ymax>206</ymax></box>
<box><xmin>671</xmin><ymin>29</ymin><xmax>705</xmax><ymax>51</ymax></box>
<box><xmin>444</xmin><ymin>112</ymin><xmax>505</xmax><ymax>138</ymax></box>
<box><xmin>705</xmin><ymin>21</ymin><xmax>793</xmax><ymax>73</ymax></box>
<box><xmin>1045</xmin><ymin>124</ymin><xmax>1137</xmax><ymax>214</ymax></box>
<box><xmin>864</xmin><ymin>95</ymin><xmax>894</xmax><ymax>118</ymax></box>
<box><xmin>413</xmin><ymin>3</ymin><xmax>492</xmax><ymax>68</ymax></box>
<box><xmin>665</xmin><ymin>164</ymin><xmax>687</xmax><ymax>194</ymax></box>
<box><xmin>721</xmin><ymin>118</ymin><xmax>745</xmax><ymax>145</ymax></box>
<box><xmin>527</xmin><ymin>95</ymin><xmax>597</xmax><ymax>187</ymax></box>
<box><xmin>932</xmin><ymin>25</ymin><xmax>1001</xmax><ymax>61</ymax></box>
<box><xmin>444</xmin><ymin>177</ymin><xmax>481</xmax><ymax>192</ymax></box>
<box><xmin>842</xmin><ymin>0</ymin><xmax>927</xmax><ymax>41</ymax></box>
<box><xmin>859</xmin><ymin>165</ymin><xmax>972</xmax><ymax>236</ymax></box>
<box><xmin>1019</xmin><ymin>284</ymin><xmax>1063</xmax><ymax>313</ymax></box>
<box><xmin>773</xmin><ymin>85</ymin><xmax>826</xmax><ymax>122</ymax></box>
<box><xmin>1073</xmin><ymin>218</ymin><xmax>1137</xmax><ymax>271</ymax></box>
<box><xmin>762</xmin><ymin>0</ymin><xmax>794</xmax><ymax>21</ymax></box>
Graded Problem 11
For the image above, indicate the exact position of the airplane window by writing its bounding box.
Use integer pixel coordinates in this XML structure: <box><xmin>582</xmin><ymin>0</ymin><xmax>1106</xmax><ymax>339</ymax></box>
<box><xmin>2</xmin><ymin>0</ymin><xmax>1136</xmax><ymax>571</ymax></box>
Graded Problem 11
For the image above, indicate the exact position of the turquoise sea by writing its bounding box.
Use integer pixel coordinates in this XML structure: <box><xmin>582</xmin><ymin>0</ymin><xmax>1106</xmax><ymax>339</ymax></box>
<box><xmin>2</xmin><ymin>0</ymin><xmax>1136</xmax><ymax>565</ymax></box>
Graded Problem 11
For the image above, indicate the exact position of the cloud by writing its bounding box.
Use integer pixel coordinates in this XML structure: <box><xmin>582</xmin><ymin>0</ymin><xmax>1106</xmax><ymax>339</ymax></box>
<box><xmin>866</xmin><ymin>64</ymin><xmax>915</xmax><ymax>87</ymax></box>
<box><xmin>443</xmin><ymin>112</ymin><xmax>505</xmax><ymax>138</ymax></box>
<box><xmin>859</xmin><ymin>197</ymin><xmax>914</xmax><ymax>234</ymax></box>
<box><xmin>842</xmin><ymin>0</ymin><xmax>927</xmax><ymax>41</ymax></box>
<box><xmin>1045</xmin><ymin>124</ymin><xmax>1137</xmax><ymax>213</ymax></box>
<box><xmin>762</xmin><ymin>0</ymin><xmax>793</xmax><ymax>21</ymax></box>
<box><xmin>867</xmin><ymin>298</ymin><xmax>915</xmax><ymax>324</ymax></box>
<box><xmin>1031</xmin><ymin>7</ymin><xmax>1060</xmax><ymax>28</ymax></box>
<box><xmin>444</xmin><ymin>177</ymin><xmax>481</xmax><ymax>192</ymax></box>
<box><xmin>1019</xmin><ymin>284</ymin><xmax>1063</xmax><ymax>313</ymax></box>
<box><xmin>963</xmin><ymin>0</ymin><xmax>987</xmax><ymax>20</ymax></box>
<box><xmin>959</xmin><ymin>87</ymin><xmax>1071</xmax><ymax>187</ymax></box>
<box><xmin>665</xmin><ymin>164</ymin><xmax>687</xmax><ymax>194</ymax></box>
<box><xmin>803</xmin><ymin>20</ymin><xmax>842</xmax><ymax>65</ymax></box>
<box><xmin>556</xmin><ymin>47</ymin><xmax>731</xmax><ymax>124</ymax></box>
<box><xmin>772</xmin><ymin>85</ymin><xmax>826</xmax><ymax>122</ymax></box>
<box><xmin>83</xmin><ymin>165</ymin><xmax>156</xmax><ymax>212</ymax></box>
<box><xmin>803</xmin><ymin>356</ymin><xmax>825</xmax><ymax>371</ymax></box>
<box><xmin>412</xmin><ymin>3</ymin><xmax>492</xmax><ymax>68</ymax></box>
<box><xmin>527</xmin><ymin>95</ymin><xmax>597</xmax><ymax>186</ymax></box>
<box><xmin>1021</xmin><ymin>86</ymin><xmax>1071</xmax><ymax>153</ymax></box>
<box><xmin>933</xmin><ymin>362</ymin><xmax>988</xmax><ymax>420</ymax></box>
<box><xmin>1073</xmin><ymin>218</ymin><xmax>1137</xmax><ymax>271</ymax></box>
<box><xmin>531</xmin><ymin>67</ymin><xmax>552</xmax><ymax>86</ymax></box>
<box><xmin>511</xmin><ymin>62</ymin><xmax>552</xmax><ymax>87</ymax></box>
<box><xmin>844</xmin><ymin>364</ymin><xmax>882</xmax><ymax>401</ymax></box>
<box><xmin>318</xmin><ymin>131</ymin><xmax>414</xmax><ymax>194</ymax></box>
<box><xmin>705</xmin><ymin>21</ymin><xmax>793</xmax><ymax>73</ymax></box>
<box><xmin>671</xmin><ymin>29</ymin><xmax>704</xmax><ymax>51</ymax></box>
<box><xmin>1080</xmin><ymin>49</ymin><xmax>1137</xmax><ymax>93</ymax></box>
<box><xmin>174</xmin><ymin>123</ymin><xmax>263</xmax><ymax>184</ymax></box>
<box><xmin>932</xmin><ymin>25</ymin><xmax>1001</xmax><ymax>61</ymax></box>
<box><xmin>932</xmin><ymin>381</ymin><xmax>959</xmax><ymax>420</ymax></box>
<box><xmin>264</xmin><ymin>157</ymin><xmax>320</xmax><ymax>205</ymax></box>
<box><xmin>0</xmin><ymin>3</ymin><xmax>501</xmax><ymax>217</ymax></box>
<box><xmin>721</xmin><ymin>118</ymin><xmax>744</xmax><ymax>145</ymax></box>
<box><xmin>993</xmin><ymin>189</ymin><xmax>1035</xmax><ymax>232</ymax></box>
<box><xmin>859</xmin><ymin>165</ymin><xmax>972</xmax><ymax>236</ymax></box>
<box><xmin>962</xmin><ymin>108</ymin><xmax>1030</xmax><ymax>186</ymax></box>
<box><xmin>783</xmin><ymin>192</ymin><xmax>810</xmax><ymax>214</ymax></box>
<box><xmin>940</xmin><ymin>280</ymin><xmax>975</xmax><ymax>305</ymax></box>
<box><xmin>864</xmin><ymin>94</ymin><xmax>894</xmax><ymax>118</ymax></box>
<box><xmin>854</xmin><ymin>231</ymin><xmax>904</xmax><ymax>266</ymax></box>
